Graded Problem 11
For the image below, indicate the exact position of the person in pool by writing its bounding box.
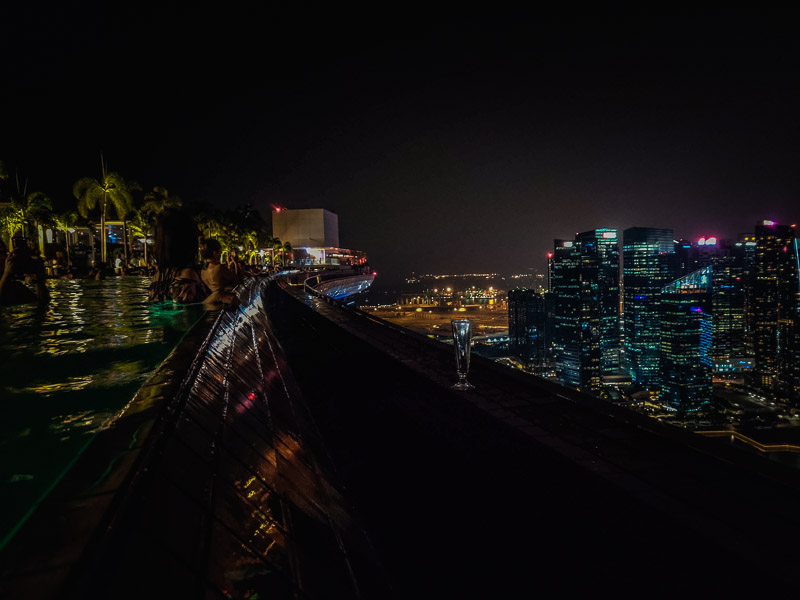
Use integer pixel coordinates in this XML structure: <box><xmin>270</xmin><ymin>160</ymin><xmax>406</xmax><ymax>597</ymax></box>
<box><xmin>147</xmin><ymin>210</ymin><xmax>236</xmax><ymax>308</ymax></box>
<box><xmin>0</xmin><ymin>238</ymin><xmax>50</xmax><ymax>305</ymax></box>
<box><xmin>199</xmin><ymin>236</ymin><xmax>243</xmax><ymax>296</ymax></box>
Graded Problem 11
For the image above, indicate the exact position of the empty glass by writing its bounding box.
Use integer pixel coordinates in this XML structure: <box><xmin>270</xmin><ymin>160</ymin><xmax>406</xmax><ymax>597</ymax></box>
<box><xmin>451</xmin><ymin>319</ymin><xmax>475</xmax><ymax>390</ymax></box>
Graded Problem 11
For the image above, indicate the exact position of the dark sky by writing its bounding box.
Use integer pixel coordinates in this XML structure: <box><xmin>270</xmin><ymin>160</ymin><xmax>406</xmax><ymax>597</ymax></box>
<box><xmin>4</xmin><ymin>7</ymin><xmax>800</xmax><ymax>283</ymax></box>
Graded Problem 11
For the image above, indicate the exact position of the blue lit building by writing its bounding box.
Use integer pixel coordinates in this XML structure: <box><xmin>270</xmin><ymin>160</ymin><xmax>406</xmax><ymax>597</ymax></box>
<box><xmin>549</xmin><ymin>229</ymin><xmax>620</xmax><ymax>395</ymax></box>
<box><xmin>659</xmin><ymin>267</ymin><xmax>713</xmax><ymax>412</ymax></box>
<box><xmin>676</xmin><ymin>236</ymin><xmax>751</xmax><ymax>377</ymax></box>
<box><xmin>576</xmin><ymin>228</ymin><xmax>620</xmax><ymax>375</ymax></box>
<box><xmin>623</xmin><ymin>227</ymin><xmax>676</xmax><ymax>387</ymax></box>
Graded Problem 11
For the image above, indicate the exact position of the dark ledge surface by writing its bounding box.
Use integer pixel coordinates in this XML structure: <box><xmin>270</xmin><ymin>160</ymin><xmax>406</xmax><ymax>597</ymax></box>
<box><xmin>267</xmin><ymin>279</ymin><xmax>800</xmax><ymax>597</ymax></box>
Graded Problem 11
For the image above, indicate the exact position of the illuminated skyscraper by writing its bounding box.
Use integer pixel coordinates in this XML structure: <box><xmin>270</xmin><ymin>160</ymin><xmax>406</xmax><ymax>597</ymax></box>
<box><xmin>549</xmin><ymin>229</ymin><xmax>619</xmax><ymax>394</ymax></box>
<box><xmin>576</xmin><ymin>228</ymin><xmax>620</xmax><ymax>374</ymax></box>
<box><xmin>551</xmin><ymin>239</ymin><xmax>587</xmax><ymax>391</ymax></box>
<box><xmin>660</xmin><ymin>267</ymin><xmax>713</xmax><ymax>412</ymax></box>
<box><xmin>750</xmin><ymin>221</ymin><xmax>798</xmax><ymax>394</ymax></box>
<box><xmin>623</xmin><ymin>227</ymin><xmax>676</xmax><ymax>387</ymax></box>
<box><xmin>710</xmin><ymin>240</ymin><xmax>750</xmax><ymax>375</ymax></box>
<box><xmin>779</xmin><ymin>296</ymin><xmax>800</xmax><ymax>403</ymax></box>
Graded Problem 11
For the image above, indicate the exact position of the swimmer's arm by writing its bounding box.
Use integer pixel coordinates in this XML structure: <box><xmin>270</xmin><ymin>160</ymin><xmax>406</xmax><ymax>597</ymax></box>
<box><xmin>0</xmin><ymin>255</ymin><xmax>13</xmax><ymax>302</ymax></box>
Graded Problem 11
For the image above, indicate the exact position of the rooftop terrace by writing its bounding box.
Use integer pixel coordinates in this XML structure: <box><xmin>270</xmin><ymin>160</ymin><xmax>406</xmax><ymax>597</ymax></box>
<box><xmin>3</xmin><ymin>273</ymin><xmax>800</xmax><ymax>597</ymax></box>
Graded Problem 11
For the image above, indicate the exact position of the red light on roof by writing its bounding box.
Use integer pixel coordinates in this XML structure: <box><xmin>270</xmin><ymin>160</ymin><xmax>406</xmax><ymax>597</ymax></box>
<box><xmin>547</xmin><ymin>252</ymin><xmax>553</xmax><ymax>259</ymax></box>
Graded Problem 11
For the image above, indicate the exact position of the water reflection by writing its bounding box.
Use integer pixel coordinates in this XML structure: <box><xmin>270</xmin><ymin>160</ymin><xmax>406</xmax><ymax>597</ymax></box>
<box><xmin>0</xmin><ymin>277</ymin><xmax>205</xmax><ymax>546</ymax></box>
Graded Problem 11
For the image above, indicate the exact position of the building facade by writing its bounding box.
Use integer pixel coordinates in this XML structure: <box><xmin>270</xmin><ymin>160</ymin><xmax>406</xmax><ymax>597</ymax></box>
<box><xmin>577</xmin><ymin>228</ymin><xmax>620</xmax><ymax>374</ymax></box>
<box><xmin>750</xmin><ymin>221</ymin><xmax>798</xmax><ymax>395</ymax></box>
<box><xmin>622</xmin><ymin>227</ymin><xmax>676</xmax><ymax>387</ymax></box>
<box><xmin>550</xmin><ymin>228</ymin><xmax>623</xmax><ymax>395</ymax></box>
<box><xmin>272</xmin><ymin>208</ymin><xmax>340</xmax><ymax>248</ymax></box>
<box><xmin>660</xmin><ymin>267</ymin><xmax>713</xmax><ymax>412</ymax></box>
<box><xmin>508</xmin><ymin>289</ymin><xmax>549</xmax><ymax>373</ymax></box>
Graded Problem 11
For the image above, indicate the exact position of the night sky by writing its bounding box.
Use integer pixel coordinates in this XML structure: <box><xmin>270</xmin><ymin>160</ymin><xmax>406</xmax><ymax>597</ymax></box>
<box><xmin>4</xmin><ymin>7</ymin><xmax>800</xmax><ymax>283</ymax></box>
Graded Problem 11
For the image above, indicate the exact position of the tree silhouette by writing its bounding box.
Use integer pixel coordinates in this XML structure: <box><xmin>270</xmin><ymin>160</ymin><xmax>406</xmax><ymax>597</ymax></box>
<box><xmin>74</xmin><ymin>170</ymin><xmax>135</xmax><ymax>264</ymax></box>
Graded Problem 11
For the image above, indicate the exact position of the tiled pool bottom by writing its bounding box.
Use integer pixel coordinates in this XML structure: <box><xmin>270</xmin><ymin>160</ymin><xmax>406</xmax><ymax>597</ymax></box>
<box><xmin>0</xmin><ymin>277</ymin><xmax>205</xmax><ymax>548</ymax></box>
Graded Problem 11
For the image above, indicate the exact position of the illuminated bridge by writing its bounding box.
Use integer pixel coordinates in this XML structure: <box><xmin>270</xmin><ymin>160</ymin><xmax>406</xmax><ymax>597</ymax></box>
<box><xmin>3</xmin><ymin>272</ymin><xmax>800</xmax><ymax>598</ymax></box>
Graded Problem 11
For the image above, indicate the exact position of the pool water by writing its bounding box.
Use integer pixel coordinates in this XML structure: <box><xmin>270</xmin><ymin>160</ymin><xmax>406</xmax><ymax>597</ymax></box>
<box><xmin>0</xmin><ymin>277</ymin><xmax>205</xmax><ymax>548</ymax></box>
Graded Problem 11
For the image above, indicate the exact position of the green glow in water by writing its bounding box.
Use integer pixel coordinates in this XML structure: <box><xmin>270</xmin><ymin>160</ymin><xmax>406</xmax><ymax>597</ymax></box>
<box><xmin>0</xmin><ymin>277</ymin><xmax>205</xmax><ymax>547</ymax></box>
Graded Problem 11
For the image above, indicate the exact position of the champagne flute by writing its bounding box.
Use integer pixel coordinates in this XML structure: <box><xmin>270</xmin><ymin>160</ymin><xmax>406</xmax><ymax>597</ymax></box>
<box><xmin>451</xmin><ymin>319</ymin><xmax>475</xmax><ymax>390</ymax></box>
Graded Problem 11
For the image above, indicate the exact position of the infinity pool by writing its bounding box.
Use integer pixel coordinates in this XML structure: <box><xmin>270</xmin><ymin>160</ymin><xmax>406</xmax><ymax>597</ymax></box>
<box><xmin>0</xmin><ymin>277</ymin><xmax>205</xmax><ymax>548</ymax></box>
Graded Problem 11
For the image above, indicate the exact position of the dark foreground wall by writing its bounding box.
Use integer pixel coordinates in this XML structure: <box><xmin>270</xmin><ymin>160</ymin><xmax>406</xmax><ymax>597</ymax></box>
<box><xmin>267</xmin><ymin>280</ymin><xmax>800</xmax><ymax>597</ymax></box>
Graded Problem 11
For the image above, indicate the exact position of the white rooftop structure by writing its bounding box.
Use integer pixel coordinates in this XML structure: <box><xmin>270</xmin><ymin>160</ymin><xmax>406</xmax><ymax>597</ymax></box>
<box><xmin>272</xmin><ymin>208</ymin><xmax>339</xmax><ymax>248</ymax></box>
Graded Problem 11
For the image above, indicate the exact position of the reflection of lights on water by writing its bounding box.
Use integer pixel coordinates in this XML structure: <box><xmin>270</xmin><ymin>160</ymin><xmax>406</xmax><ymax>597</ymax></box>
<box><xmin>1</xmin><ymin>278</ymin><xmax>208</xmax><ymax>543</ymax></box>
<box><xmin>20</xmin><ymin>375</ymin><xmax>94</xmax><ymax>395</ymax></box>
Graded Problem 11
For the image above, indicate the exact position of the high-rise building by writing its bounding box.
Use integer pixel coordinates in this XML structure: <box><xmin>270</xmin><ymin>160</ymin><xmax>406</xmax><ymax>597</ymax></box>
<box><xmin>750</xmin><ymin>221</ymin><xmax>798</xmax><ymax>394</ymax></box>
<box><xmin>550</xmin><ymin>239</ymin><xmax>587</xmax><ymax>391</ymax></box>
<box><xmin>671</xmin><ymin>237</ymin><xmax>752</xmax><ymax>379</ymax></box>
<box><xmin>709</xmin><ymin>241</ymin><xmax>749</xmax><ymax>373</ymax></box>
<box><xmin>659</xmin><ymin>267</ymin><xmax>713</xmax><ymax>412</ymax></box>
<box><xmin>778</xmin><ymin>286</ymin><xmax>800</xmax><ymax>404</ymax></box>
<box><xmin>508</xmin><ymin>289</ymin><xmax>549</xmax><ymax>373</ymax></box>
<box><xmin>675</xmin><ymin>239</ymin><xmax>693</xmax><ymax>276</ymax></box>
<box><xmin>576</xmin><ymin>228</ymin><xmax>620</xmax><ymax>374</ymax></box>
<box><xmin>623</xmin><ymin>227</ymin><xmax>676</xmax><ymax>387</ymax></box>
<box><xmin>549</xmin><ymin>229</ymin><xmax>620</xmax><ymax>394</ymax></box>
<box><xmin>736</xmin><ymin>233</ymin><xmax>759</xmax><ymax>357</ymax></box>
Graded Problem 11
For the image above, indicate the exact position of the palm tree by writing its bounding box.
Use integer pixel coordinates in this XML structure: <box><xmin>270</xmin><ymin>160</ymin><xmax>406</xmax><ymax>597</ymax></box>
<box><xmin>24</xmin><ymin>192</ymin><xmax>54</xmax><ymax>254</ymax></box>
<box><xmin>128</xmin><ymin>209</ymin><xmax>153</xmax><ymax>265</ymax></box>
<box><xmin>0</xmin><ymin>191</ymin><xmax>54</xmax><ymax>253</ymax></box>
<box><xmin>53</xmin><ymin>210</ymin><xmax>80</xmax><ymax>268</ymax></box>
<box><xmin>240</xmin><ymin>228</ymin><xmax>260</xmax><ymax>264</ymax></box>
<box><xmin>0</xmin><ymin>204</ymin><xmax>24</xmax><ymax>246</ymax></box>
<box><xmin>275</xmin><ymin>240</ymin><xmax>292</xmax><ymax>268</ymax></box>
<box><xmin>267</xmin><ymin>237</ymin><xmax>281</xmax><ymax>268</ymax></box>
<box><xmin>74</xmin><ymin>169</ymin><xmax>135</xmax><ymax>264</ymax></box>
<box><xmin>142</xmin><ymin>186</ymin><xmax>182</xmax><ymax>216</ymax></box>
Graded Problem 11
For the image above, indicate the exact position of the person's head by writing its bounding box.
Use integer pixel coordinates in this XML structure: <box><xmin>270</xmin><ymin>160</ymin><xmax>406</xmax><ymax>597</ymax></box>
<box><xmin>199</xmin><ymin>236</ymin><xmax>222</xmax><ymax>261</ymax></box>
<box><xmin>153</xmin><ymin>209</ymin><xmax>200</xmax><ymax>269</ymax></box>
<box><xmin>11</xmin><ymin>237</ymin><xmax>28</xmax><ymax>252</ymax></box>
